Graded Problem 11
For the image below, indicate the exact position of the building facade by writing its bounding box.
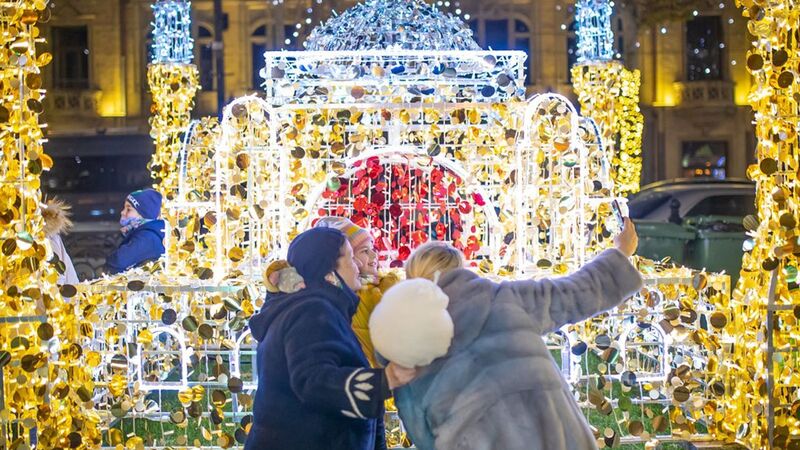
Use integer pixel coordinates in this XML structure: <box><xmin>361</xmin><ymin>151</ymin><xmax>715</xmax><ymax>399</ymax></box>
<box><xmin>40</xmin><ymin>0</ymin><xmax>754</xmax><ymax>185</ymax></box>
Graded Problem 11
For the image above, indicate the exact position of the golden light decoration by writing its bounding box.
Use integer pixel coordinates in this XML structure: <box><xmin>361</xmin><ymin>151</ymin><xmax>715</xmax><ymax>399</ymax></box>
<box><xmin>0</xmin><ymin>1</ymin><xmax>101</xmax><ymax>448</ymax></box>
<box><xmin>76</xmin><ymin>1</ymin><xmax>741</xmax><ymax>448</ymax></box>
<box><xmin>77</xmin><ymin>44</ymin><xmax>634</xmax><ymax>447</ymax></box>
<box><xmin>74</xmin><ymin>277</ymin><xmax>259</xmax><ymax>449</ymax></box>
<box><xmin>559</xmin><ymin>262</ymin><xmax>731</xmax><ymax>448</ymax></box>
<box><xmin>163</xmin><ymin>116</ymin><xmax>220</xmax><ymax>278</ymax></box>
<box><xmin>717</xmin><ymin>0</ymin><xmax>800</xmax><ymax>447</ymax></box>
<box><xmin>147</xmin><ymin>63</ymin><xmax>199</xmax><ymax>200</ymax></box>
<box><xmin>146</xmin><ymin>0</ymin><xmax>198</xmax><ymax>200</ymax></box>
<box><xmin>572</xmin><ymin>61</ymin><xmax>644</xmax><ymax>196</ymax></box>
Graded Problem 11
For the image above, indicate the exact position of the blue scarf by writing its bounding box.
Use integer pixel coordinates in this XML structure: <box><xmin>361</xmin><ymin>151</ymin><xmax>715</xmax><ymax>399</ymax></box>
<box><xmin>120</xmin><ymin>217</ymin><xmax>150</xmax><ymax>237</ymax></box>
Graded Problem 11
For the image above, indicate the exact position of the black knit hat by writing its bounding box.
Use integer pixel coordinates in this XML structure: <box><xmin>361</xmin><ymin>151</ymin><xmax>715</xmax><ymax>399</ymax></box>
<box><xmin>287</xmin><ymin>227</ymin><xmax>346</xmax><ymax>286</ymax></box>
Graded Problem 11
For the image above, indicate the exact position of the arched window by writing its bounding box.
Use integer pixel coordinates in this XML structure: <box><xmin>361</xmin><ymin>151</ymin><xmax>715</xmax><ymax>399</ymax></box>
<box><xmin>468</xmin><ymin>17</ymin><xmax>533</xmax><ymax>84</ymax></box>
<box><xmin>196</xmin><ymin>25</ymin><xmax>214</xmax><ymax>91</ymax></box>
<box><xmin>251</xmin><ymin>25</ymin><xmax>267</xmax><ymax>89</ymax></box>
<box><xmin>513</xmin><ymin>19</ymin><xmax>531</xmax><ymax>84</ymax></box>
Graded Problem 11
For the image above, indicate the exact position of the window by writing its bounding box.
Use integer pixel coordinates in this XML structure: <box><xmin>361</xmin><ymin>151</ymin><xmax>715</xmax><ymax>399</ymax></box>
<box><xmin>686</xmin><ymin>16</ymin><xmax>723</xmax><ymax>81</ymax></box>
<box><xmin>512</xmin><ymin>20</ymin><xmax>531</xmax><ymax>82</ymax></box>
<box><xmin>52</xmin><ymin>26</ymin><xmax>89</xmax><ymax>89</ymax></box>
<box><xmin>251</xmin><ymin>25</ymin><xmax>267</xmax><ymax>88</ymax></box>
<box><xmin>485</xmin><ymin>20</ymin><xmax>509</xmax><ymax>50</ymax></box>
<box><xmin>685</xmin><ymin>195</ymin><xmax>756</xmax><ymax>217</ymax></box>
<box><xmin>197</xmin><ymin>25</ymin><xmax>215</xmax><ymax>90</ymax></box>
<box><xmin>682</xmin><ymin>141</ymin><xmax>727</xmax><ymax>179</ymax></box>
<box><xmin>469</xmin><ymin>18</ymin><xmax>533</xmax><ymax>84</ymax></box>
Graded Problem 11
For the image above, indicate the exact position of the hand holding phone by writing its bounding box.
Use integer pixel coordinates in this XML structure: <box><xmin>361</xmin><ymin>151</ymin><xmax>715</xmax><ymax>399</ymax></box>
<box><xmin>610</xmin><ymin>199</ymin><xmax>638</xmax><ymax>256</ymax></box>
<box><xmin>611</xmin><ymin>199</ymin><xmax>625</xmax><ymax>230</ymax></box>
<box><xmin>614</xmin><ymin>217</ymin><xmax>638</xmax><ymax>256</ymax></box>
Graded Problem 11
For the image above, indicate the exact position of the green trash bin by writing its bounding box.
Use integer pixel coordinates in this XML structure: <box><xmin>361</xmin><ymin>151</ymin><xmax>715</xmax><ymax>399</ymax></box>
<box><xmin>684</xmin><ymin>215</ymin><xmax>746</xmax><ymax>285</ymax></box>
<box><xmin>633</xmin><ymin>220</ymin><xmax>696</xmax><ymax>265</ymax></box>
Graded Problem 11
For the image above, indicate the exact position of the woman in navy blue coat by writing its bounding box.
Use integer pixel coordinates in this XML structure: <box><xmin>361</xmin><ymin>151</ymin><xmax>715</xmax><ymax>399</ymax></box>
<box><xmin>245</xmin><ymin>227</ymin><xmax>416</xmax><ymax>450</ymax></box>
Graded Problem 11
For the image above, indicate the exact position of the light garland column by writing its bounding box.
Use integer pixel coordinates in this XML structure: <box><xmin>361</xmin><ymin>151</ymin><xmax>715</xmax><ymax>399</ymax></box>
<box><xmin>719</xmin><ymin>1</ymin><xmax>800</xmax><ymax>448</ymax></box>
<box><xmin>571</xmin><ymin>0</ymin><xmax>643</xmax><ymax>196</ymax></box>
<box><xmin>148</xmin><ymin>0</ymin><xmax>199</xmax><ymax>200</ymax></box>
<box><xmin>0</xmin><ymin>2</ymin><xmax>101</xmax><ymax>448</ymax></box>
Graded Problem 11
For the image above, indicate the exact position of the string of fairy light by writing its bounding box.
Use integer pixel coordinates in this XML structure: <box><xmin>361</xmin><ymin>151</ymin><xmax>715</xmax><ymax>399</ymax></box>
<box><xmin>721</xmin><ymin>0</ymin><xmax>800</xmax><ymax>446</ymax></box>
<box><xmin>0</xmin><ymin>0</ymin><xmax>102</xmax><ymax>447</ymax></box>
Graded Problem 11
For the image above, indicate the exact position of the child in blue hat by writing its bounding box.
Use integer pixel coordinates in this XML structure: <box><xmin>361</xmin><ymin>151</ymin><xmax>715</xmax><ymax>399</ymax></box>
<box><xmin>105</xmin><ymin>188</ymin><xmax>165</xmax><ymax>274</ymax></box>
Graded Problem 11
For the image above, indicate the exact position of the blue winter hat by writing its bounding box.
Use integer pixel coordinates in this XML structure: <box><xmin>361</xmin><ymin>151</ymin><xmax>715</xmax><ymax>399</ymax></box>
<box><xmin>126</xmin><ymin>189</ymin><xmax>162</xmax><ymax>220</ymax></box>
<box><xmin>287</xmin><ymin>227</ymin><xmax>346</xmax><ymax>286</ymax></box>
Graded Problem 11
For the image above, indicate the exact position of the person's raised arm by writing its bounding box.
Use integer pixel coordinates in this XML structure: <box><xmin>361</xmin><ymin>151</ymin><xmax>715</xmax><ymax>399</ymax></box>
<box><xmin>503</xmin><ymin>218</ymin><xmax>642</xmax><ymax>333</ymax></box>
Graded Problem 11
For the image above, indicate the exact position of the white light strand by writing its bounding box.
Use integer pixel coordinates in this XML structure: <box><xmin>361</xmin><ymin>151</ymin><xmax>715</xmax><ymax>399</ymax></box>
<box><xmin>575</xmin><ymin>0</ymin><xmax>614</xmax><ymax>63</ymax></box>
<box><xmin>151</xmin><ymin>0</ymin><xmax>194</xmax><ymax>64</ymax></box>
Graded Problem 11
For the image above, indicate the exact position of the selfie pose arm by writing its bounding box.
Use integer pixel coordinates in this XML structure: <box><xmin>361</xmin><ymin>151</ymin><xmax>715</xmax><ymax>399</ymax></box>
<box><xmin>505</xmin><ymin>218</ymin><xmax>642</xmax><ymax>333</ymax></box>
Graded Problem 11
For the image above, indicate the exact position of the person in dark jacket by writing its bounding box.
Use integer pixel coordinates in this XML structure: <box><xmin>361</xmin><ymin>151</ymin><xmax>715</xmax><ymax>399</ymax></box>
<box><xmin>105</xmin><ymin>188</ymin><xmax>165</xmax><ymax>274</ymax></box>
<box><xmin>245</xmin><ymin>227</ymin><xmax>416</xmax><ymax>450</ymax></box>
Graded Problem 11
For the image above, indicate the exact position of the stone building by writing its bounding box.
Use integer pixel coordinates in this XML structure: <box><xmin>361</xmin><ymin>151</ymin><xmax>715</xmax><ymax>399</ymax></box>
<box><xmin>41</xmin><ymin>0</ymin><xmax>753</xmax><ymax>216</ymax></box>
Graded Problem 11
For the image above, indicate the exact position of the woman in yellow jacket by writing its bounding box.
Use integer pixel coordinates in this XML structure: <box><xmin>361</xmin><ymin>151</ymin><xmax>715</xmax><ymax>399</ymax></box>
<box><xmin>314</xmin><ymin>216</ymin><xmax>398</xmax><ymax>368</ymax></box>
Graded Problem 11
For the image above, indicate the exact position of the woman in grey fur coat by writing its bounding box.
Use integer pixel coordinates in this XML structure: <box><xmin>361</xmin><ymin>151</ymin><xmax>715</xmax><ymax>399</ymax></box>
<box><xmin>393</xmin><ymin>219</ymin><xmax>642</xmax><ymax>450</ymax></box>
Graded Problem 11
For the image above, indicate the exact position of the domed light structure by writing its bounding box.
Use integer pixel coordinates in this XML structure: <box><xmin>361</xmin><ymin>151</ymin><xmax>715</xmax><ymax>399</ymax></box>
<box><xmin>240</xmin><ymin>0</ymin><xmax>610</xmax><ymax>277</ymax></box>
<box><xmin>304</xmin><ymin>0</ymin><xmax>480</xmax><ymax>51</ymax></box>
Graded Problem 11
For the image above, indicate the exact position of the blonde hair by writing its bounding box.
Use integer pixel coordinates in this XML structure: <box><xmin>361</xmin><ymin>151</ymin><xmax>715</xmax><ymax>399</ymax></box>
<box><xmin>405</xmin><ymin>241</ymin><xmax>465</xmax><ymax>281</ymax></box>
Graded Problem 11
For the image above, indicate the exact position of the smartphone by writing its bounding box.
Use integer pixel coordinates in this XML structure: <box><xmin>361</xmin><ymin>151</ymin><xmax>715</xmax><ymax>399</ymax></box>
<box><xmin>611</xmin><ymin>199</ymin><xmax>626</xmax><ymax>230</ymax></box>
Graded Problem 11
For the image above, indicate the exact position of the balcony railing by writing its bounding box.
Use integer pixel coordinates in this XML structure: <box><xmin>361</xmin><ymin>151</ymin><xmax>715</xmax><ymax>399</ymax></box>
<box><xmin>45</xmin><ymin>89</ymin><xmax>103</xmax><ymax>117</ymax></box>
<box><xmin>673</xmin><ymin>80</ymin><xmax>734</xmax><ymax>107</ymax></box>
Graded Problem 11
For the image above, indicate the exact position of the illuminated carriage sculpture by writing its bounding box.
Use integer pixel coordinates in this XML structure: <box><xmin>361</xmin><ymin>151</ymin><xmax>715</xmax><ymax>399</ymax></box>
<box><xmin>81</xmin><ymin>1</ymin><xmax>732</xmax><ymax>448</ymax></box>
<box><xmin>165</xmin><ymin>2</ymin><xmax>618</xmax><ymax>281</ymax></box>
